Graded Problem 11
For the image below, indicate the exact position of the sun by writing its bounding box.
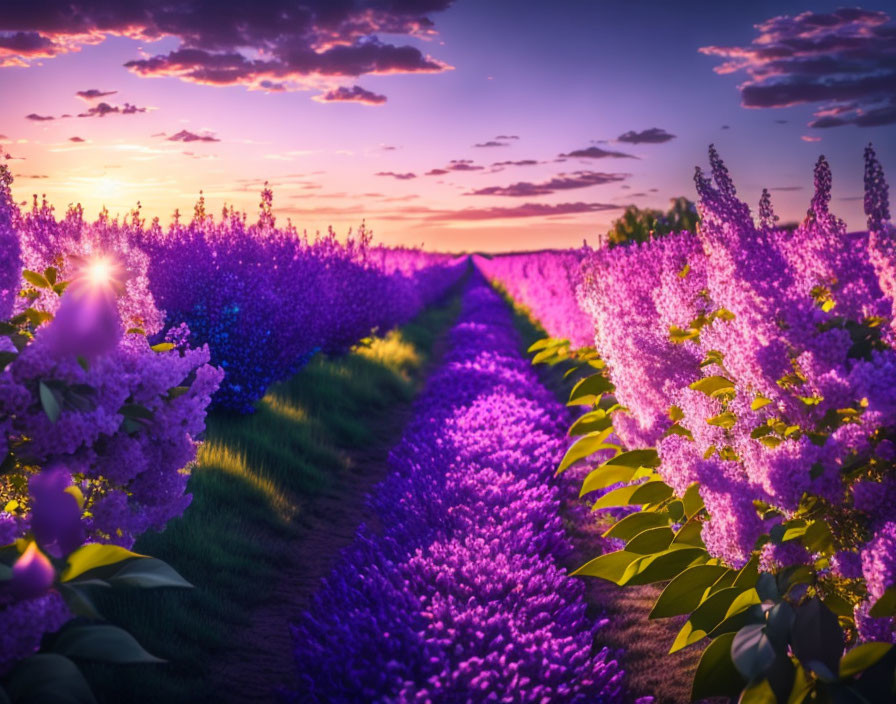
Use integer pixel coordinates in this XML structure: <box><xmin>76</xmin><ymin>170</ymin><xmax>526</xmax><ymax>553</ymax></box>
<box><xmin>93</xmin><ymin>176</ymin><xmax>124</xmax><ymax>201</ymax></box>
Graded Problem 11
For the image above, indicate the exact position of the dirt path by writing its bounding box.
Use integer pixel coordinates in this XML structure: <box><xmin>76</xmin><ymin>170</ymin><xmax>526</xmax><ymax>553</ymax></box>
<box><xmin>208</xmin><ymin>330</ymin><xmax>453</xmax><ymax>704</ymax></box>
<box><xmin>560</xmin><ymin>494</ymin><xmax>701</xmax><ymax>704</ymax></box>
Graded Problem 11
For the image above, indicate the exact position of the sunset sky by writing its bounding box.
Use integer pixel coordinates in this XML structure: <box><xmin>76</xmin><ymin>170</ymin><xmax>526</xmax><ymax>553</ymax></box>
<box><xmin>0</xmin><ymin>0</ymin><xmax>894</xmax><ymax>252</ymax></box>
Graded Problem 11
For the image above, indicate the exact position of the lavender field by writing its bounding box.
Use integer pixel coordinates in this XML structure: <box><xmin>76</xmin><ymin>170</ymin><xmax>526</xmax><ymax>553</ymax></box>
<box><xmin>2</xmin><ymin>2</ymin><xmax>896</xmax><ymax>703</ymax></box>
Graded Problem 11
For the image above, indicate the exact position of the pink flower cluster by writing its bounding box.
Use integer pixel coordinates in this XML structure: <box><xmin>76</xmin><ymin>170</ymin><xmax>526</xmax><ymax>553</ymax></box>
<box><xmin>577</xmin><ymin>146</ymin><xmax>896</xmax><ymax>627</ymax></box>
<box><xmin>474</xmin><ymin>249</ymin><xmax>594</xmax><ymax>348</ymax></box>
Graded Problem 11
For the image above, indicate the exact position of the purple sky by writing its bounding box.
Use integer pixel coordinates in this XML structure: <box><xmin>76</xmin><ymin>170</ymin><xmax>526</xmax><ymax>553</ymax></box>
<box><xmin>0</xmin><ymin>0</ymin><xmax>893</xmax><ymax>251</ymax></box>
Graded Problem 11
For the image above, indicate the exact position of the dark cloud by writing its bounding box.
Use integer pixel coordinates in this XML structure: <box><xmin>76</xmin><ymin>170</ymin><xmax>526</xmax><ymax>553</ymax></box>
<box><xmin>491</xmin><ymin>159</ymin><xmax>539</xmax><ymax>167</ymax></box>
<box><xmin>77</xmin><ymin>101</ymin><xmax>146</xmax><ymax>117</ymax></box>
<box><xmin>424</xmin><ymin>201</ymin><xmax>621</xmax><ymax>221</ymax></box>
<box><xmin>700</xmin><ymin>8</ymin><xmax>896</xmax><ymax>128</ymax></box>
<box><xmin>0</xmin><ymin>2</ymin><xmax>454</xmax><ymax>98</ymax></box>
<box><xmin>75</xmin><ymin>88</ymin><xmax>116</xmax><ymax>101</ymax></box>
<box><xmin>559</xmin><ymin>146</ymin><xmax>637</xmax><ymax>159</ymax></box>
<box><xmin>25</xmin><ymin>113</ymin><xmax>54</xmax><ymax>121</ymax></box>
<box><xmin>167</xmin><ymin>129</ymin><xmax>220</xmax><ymax>143</ymax></box>
<box><xmin>425</xmin><ymin>159</ymin><xmax>484</xmax><ymax>175</ymax></box>
<box><xmin>721</xmin><ymin>124</ymin><xmax>731</xmax><ymax>129</ymax></box>
<box><xmin>775</xmin><ymin>119</ymin><xmax>789</xmax><ymax>124</ymax></box>
<box><xmin>68</xmin><ymin>136</ymin><xmax>85</xmax><ymax>142</ymax></box>
<box><xmin>465</xmin><ymin>171</ymin><xmax>628</xmax><ymax>197</ymax></box>
<box><xmin>474</xmin><ymin>135</ymin><xmax>519</xmax><ymax>148</ymax></box>
<box><xmin>315</xmin><ymin>84</ymin><xmax>387</xmax><ymax>105</ymax></box>
<box><xmin>769</xmin><ymin>186</ymin><xmax>803</xmax><ymax>191</ymax></box>
<box><xmin>617</xmin><ymin>127</ymin><xmax>676</xmax><ymax>144</ymax></box>
<box><xmin>375</xmin><ymin>171</ymin><xmax>416</xmax><ymax>180</ymax></box>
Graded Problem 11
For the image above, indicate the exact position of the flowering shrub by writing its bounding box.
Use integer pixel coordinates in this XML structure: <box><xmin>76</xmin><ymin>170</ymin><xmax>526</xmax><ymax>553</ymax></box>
<box><xmin>1</xmin><ymin>164</ymin><xmax>220</xmax><ymax>694</ymax></box>
<box><xmin>474</xmin><ymin>249</ymin><xmax>594</xmax><ymax>349</ymax></box>
<box><xmin>290</xmin><ymin>274</ymin><xmax>628</xmax><ymax>703</ymax></box>
<box><xmin>546</xmin><ymin>145</ymin><xmax>896</xmax><ymax>702</ymax></box>
<box><xmin>137</xmin><ymin>191</ymin><xmax>465</xmax><ymax>412</ymax></box>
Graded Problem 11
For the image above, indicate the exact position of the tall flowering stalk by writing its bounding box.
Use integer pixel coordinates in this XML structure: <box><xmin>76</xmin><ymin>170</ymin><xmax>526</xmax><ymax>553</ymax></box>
<box><xmin>540</xmin><ymin>146</ymin><xmax>896</xmax><ymax>702</ymax></box>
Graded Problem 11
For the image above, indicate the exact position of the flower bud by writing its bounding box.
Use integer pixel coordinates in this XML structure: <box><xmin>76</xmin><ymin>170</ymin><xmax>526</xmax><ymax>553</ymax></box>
<box><xmin>10</xmin><ymin>542</ymin><xmax>55</xmax><ymax>600</ymax></box>
<box><xmin>29</xmin><ymin>467</ymin><xmax>83</xmax><ymax>557</ymax></box>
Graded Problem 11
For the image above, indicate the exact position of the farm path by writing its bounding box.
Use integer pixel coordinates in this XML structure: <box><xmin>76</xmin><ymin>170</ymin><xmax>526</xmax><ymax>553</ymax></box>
<box><xmin>208</xmin><ymin>317</ymin><xmax>456</xmax><ymax>703</ymax></box>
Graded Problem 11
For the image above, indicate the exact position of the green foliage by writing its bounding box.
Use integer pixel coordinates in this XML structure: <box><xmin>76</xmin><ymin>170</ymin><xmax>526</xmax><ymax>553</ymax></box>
<box><xmin>605</xmin><ymin>197</ymin><xmax>699</xmax><ymax>248</ymax></box>
<box><xmin>526</xmin><ymin>339</ymin><xmax>896</xmax><ymax>704</ymax></box>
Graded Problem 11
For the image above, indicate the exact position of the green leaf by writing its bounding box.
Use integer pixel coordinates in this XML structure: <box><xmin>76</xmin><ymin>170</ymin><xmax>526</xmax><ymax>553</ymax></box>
<box><xmin>150</xmin><ymin>342</ymin><xmax>176</xmax><ymax>353</ymax></box>
<box><xmin>629</xmin><ymin>480</ymin><xmax>673</xmax><ymax>505</ymax></box>
<box><xmin>626</xmin><ymin>527</ymin><xmax>674</xmax><ymax>554</ymax></box>
<box><xmin>43</xmin><ymin>267</ymin><xmax>57</xmax><ymax>285</ymax></box>
<box><xmin>603</xmin><ymin>512</ymin><xmax>670</xmax><ymax>541</ymax></box>
<box><xmin>568</xmin><ymin>410</ymin><xmax>611</xmax><ymax>436</ymax></box>
<box><xmin>787</xmin><ymin>665</ymin><xmax>814</xmax><ymax>704</ymax></box>
<box><xmin>58</xmin><ymin>583</ymin><xmax>105</xmax><ymax>620</ymax></box>
<box><xmin>792</xmin><ymin>598</ymin><xmax>844</xmax><ymax>677</ymax></box>
<box><xmin>22</xmin><ymin>270</ymin><xmax>51</xmax><ymax>289</ymax></box>
<box><xmin>52</xmin><ymin>625</ymin><xmax>164</xmax><ymax>663</ymax></box>
<box><xmin>671</xmin><ymin>516</ymin><xmax>705</xmax><ymax>547</ymax></box>
<box><xmin>5</xmin><ymin>654</ymin><xmax>97</xmax><ymax>704</ymax></box>
<box><xmin>610</xmin><ymin>448</ymin><xmax>659</xmax><ymax>469</ymax></box>
<box><xmin>24</xmin><ymin>308</ymin><xmax>53</xmax><ymax>327</ymax></box>
<box><xmin>706</xmin><ymin>411</ymin><xmax>737</xmax><ymax>429</ymax></box>
<box><xmin>558</xmin><ymin>428</ymin><xmax>614</xmax><ymax>474</ymax></box>
<box><xmin>62</xmin><ymin>543</ymin><xmax>146</xmax><ymax>582</ymax></box>
<box><xmin>691</xmin><ymin>632</ymin><xmax>745</xmax><ymax>701</ymax></box>
<box><xmin>567</xmin><ymin>373</ymin><xmax>614</xmax><ymax>405</ymax></box>
<box><xmin>118</xmin><ymin>403</ymin><xmax>154</xmax><ymax>421</ymax></box>
<box><xmin>580</xmin><ymin>464</ymin><xmax>636</xmax><ymax>495</ymax></box>
<box><xmin>572</xmin><ymin>550</ymin><xmax>643</xmax><ymax>585</ymax></box>
<box><xmin>623</xmin><ymin>546</ymin><xmax>708</xmax><ymax>586</ymax></box>
<box><xmin>689</xmin><ymin>375</ymin><xmax>735</xmax><ymax>397</ymax></box>
<box><xmin>869</xmin><ymin>587</ymin><xmax>896</xmax><ymax>618</ymax></box>
<box><xmin>839</xmin><ymin>642</ymin><xmax>893</xmax><ymax>679</ymax></box>
<box><xmin>731</xmin><ymin>623</ymin><xmax>777</xmax><ymax>681</ymax></box>
<box><xmin>671</xmin><ymin>586</ymin><xmax>751</xmax><ymax>652</ymax></box>
<box><xmin>0</xmin><ymin>351</ymin><xmax>16</xmax><ymax>371</ymax></box>
<box><xmin>590</xmin><ymin>484</ymin><xmax>641</xmax><ymax>510</ymax></box>
<box><xmin>39</xmin><ymin>381</ymin><xmax>61</xmax><ymax>423</ymax></box>
<box><xmin>801</xmin><ymin>520</ymin><xmax>835</xmax><ymax>554</ymax></box>
<box><xmin>527</xmin><ymin>338</ymin><xmax>563</xmax><ymax>353</ymax></box>
<box><xmin>752</xmin><ymin>396</ymin><xmax>772</xmax><ymax>411</ymax></box>
<box><xmin>739</xmin><ymin>679</ymin><xmax>777</xmax><ymax>704</ymax></box>
<box><xmin>166</xmin><ymin>386</ymin><xmax>190</xmax><ymax>401</ymax></box>
<box><xmin>682</xmin><ymin>482</ymin><xmax>704</xmax><ymax>518</ymax></box>
<box><xmin>733</xmin><ymin>555</ymin><xmax>760</xmax><ymax>589</ymax></box>
<box><xmin>649</xmin><ymin>564</ymin><xmax>729</xmax><ymax>619</ymax></box>
<box><xmin>108</xmin><ymin>558</ymin><xmax>193</xmax><ymax>589</ymax></box>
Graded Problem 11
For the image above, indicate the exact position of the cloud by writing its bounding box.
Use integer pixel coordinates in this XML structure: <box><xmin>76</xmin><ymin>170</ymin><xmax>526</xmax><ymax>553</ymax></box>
<box><xmin>425</xmin><ymin>201</ymin><xmax>621</xmax><ymax>221</ymax></box>
<box><xmin>0</xmin><ymin>2</ymin><xmax>454</xmax><ymax>97</ymax></box>
<box><xmin>167</xmin><ymin>129</ymin><xmax>220</xmax><ymax>143</ymax></box>
<box><xmin>25</xmin><ymin>113</ymin><xmax>54</xmax><ymax>121</ymax></box>
<box><xmin>769</xmin><ymin>186</ymin><xmax>803</xmax><ymax>191</ymax></box>
<box><xmin>314</xmin><ymin>85</ymin><xmax>387</xmax><ymax>105</ymax></box>
<box><xmin>465</xmin><ymin>171</ymin><xmax>628</xmax><ymax>197</ymax></box>
<box><xmin>801</xmin><ymin>135</ymin><xmax>821</xmax><ymax>142</ymax></box>
<box><xmin>424</xmin><ymin>159</ymin><xmax>485</xmax><ymax>175</ymax></box>
<box><xmin>69</xmin><ymin>136</ymin><xmax>85</xmax><ymax>142</ymax></box>
<box><xmin>474</xmin><ymin>134</ymin><xmax>520</xmax><ymax>148</ymax></box>
<box><xmin>75</xmin><ymin>88</ymin><xmax>116</xmax><ymax>101</ymax></box>
<box><xmin>775</xmin><ymin>119</ymin><xmax>789</xmax><ymax>124</ymax></box>
<box><xmin>721</xmin><ymin>125</ymin><xmax>730</xmax><ymax>129</ymax></box>
<box><xmin>77</xmin><ymin>101</ymin><xmax>146</xmax><ymax>117</ymax></box>
<box><xmin>559</xmin><ymin>146</ymin><xmax>637</xmax><ymax>159</ymax></box>
<box><xmin>700</xmin><ymin>8</ymin><xmax>896</xmax><ymax>128</ymax></box>
<box><xmin>375</xmin><ymin>171</ymin><xmax>416</xmax><ymax>180</ymax></box>
<box><xmin>617</xmin><ymin>127</ymin><xmax>676</xmax><ymax>144</ymax></box>
<box><xmin>491</xmin><ymin>159</ymin><xmax>539</xmax><ymax>167</ymax></box>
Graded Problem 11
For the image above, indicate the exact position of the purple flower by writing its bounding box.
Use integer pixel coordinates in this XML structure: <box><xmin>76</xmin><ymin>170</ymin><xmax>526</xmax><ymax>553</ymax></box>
<box><xmin>28</xmin><ymin>466</ymin><xmax>83</xmax><ymax>557</ymax></box>
<box><xmin>10</xmin><ymin>542</ymin><xmax>55</xmax><ymax>600</ymax></box>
